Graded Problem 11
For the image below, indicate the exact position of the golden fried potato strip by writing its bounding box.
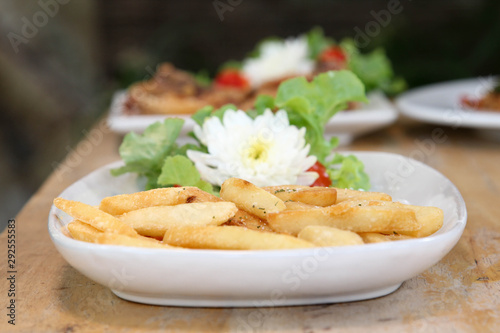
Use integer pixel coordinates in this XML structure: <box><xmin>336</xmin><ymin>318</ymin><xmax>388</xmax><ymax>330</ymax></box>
<box><xmin>119</xmin><ymin>202</ymin><xmax>238</xmax><ymax>238</ymax></box>
<box><xmin>175</xmin><ymin>186</ymin><xmax>271</xmax><ymax>232</ymax></box>
<box><xmin>223</xmin><ymin>209</ymin><xmax>273</xmax><ymax>232</ymax></box>
<box><xmin>67</xmin><ymin>219</ymin><xmax>165</xmax><ymax>246</ymax></box>
<box><xmin>389</xmin><ymin>203</ymin><xmax>443</xmax><ymax>237</ymax></box>
<box><xmin>96</xmin><ymin>233</ymin><xmax>171</xmax><ymax>249</ymax></box>
<box><xmin>263</xmin><ymin>186</ymin><xmax>337</xmax><ymax>206</ymax></box>
<box><xmin>284</xmin><ymin>201</ymin><xmax>319</xmax><ymax>211</ymax></box>
<box><xmin>99</xmin><ymin>187</ymin><xmax>213</xmax><ymax>215</ymax></box>
<box><xmin>298</xmin><ymin>226</ymin><xmax>364</xmax><ymax>247</ymax></box>
<box><xmin>67</xmin><ymin>220</ymin><xmax>102</xmax><ymax>242</ymax></box>
<box><xmin>334</xmin><ymin>188</ymin><xmax>392</xmax><ymax>203</ymax></box>
<box><xmin>358</xmin><ymin>232</ymin><xmax>415</xmax><ymax>243</ymax></box>
<box><xmin>163</xmin><ymin>226</ymin><xmax>315</xmax><ymax>250</ymax></box>
<box><xmin>54</xmin><ymin>198</ymin><xmax>138</xmax><ymax>237</ymax></box>
<box><xmin>267</xmin><ymin>200</ymin><xmax>419</xmax><ymax>236</ymax></box>
<box><xmin>220</xmin><ymin>178</ymin><xmax>286</xmax><ymax>219</ymax></box>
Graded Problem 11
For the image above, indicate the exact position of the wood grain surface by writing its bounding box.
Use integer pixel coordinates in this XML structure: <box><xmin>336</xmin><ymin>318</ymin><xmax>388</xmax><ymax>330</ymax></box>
<box><xmin>1</xmin><ymin>119</ymin><xmax>499</xmax><ymax>332</ymax></box>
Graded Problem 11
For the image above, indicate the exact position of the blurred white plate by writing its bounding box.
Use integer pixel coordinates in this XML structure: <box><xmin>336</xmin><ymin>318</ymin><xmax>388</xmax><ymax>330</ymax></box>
<box><xmin>396</xmin><ymin>77</ymin><xmax>500</xmax><ymax>129</ymax></box>
<box><xmin>48</xmin><ymin>152</ymin><xmax>466</xmax><ymax>307</ymax></box>
<box><xmin>107</xmin><ymin>91</ymin><xmax>398</xmax><ymax>145</ymax></box>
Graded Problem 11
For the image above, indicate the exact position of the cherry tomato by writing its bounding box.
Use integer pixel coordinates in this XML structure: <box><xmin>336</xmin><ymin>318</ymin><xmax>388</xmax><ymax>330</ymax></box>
<box><xmin>461</xmin><ymin>95</ymin><xmax>479</xmax><ymax>108</ymax></box>
<box><xmin>307</xmin><ymin>161</ymin><xmax>332</xmax><ymax>187</ymax></box>
<box><xmin>215</xmin><ymin>69</ymin><xmax>249</xmax><ymax>89</ymax></box>
<box><xmin>319</xmin><ymin>46</ymin><xmax>347</xmax><ymax>63</ymax></box>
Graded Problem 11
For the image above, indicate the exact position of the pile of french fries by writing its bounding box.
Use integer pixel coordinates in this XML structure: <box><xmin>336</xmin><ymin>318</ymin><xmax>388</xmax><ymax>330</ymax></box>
<box><xmin>54</xmin><ymin>178</ymin><xmax>444</xmax><ymax>250</ymax></box>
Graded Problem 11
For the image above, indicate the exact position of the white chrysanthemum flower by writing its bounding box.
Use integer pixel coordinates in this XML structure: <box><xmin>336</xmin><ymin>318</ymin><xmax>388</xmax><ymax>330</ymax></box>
<box><xmin>242</xmin><ymin>36</ymin><xmax>314</xmax><ymax>88</ymax></box>
<box><xmin>187</xmin><ymin>109</ymin><xmax>318</xmax><ymax>187</ymax></box>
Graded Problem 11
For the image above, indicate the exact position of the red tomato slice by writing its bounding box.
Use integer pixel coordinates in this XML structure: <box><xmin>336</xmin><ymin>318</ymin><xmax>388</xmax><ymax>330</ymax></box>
<box><xmin>307</xmin><ymin>161</ymin><xmax>332</xmax><ymax>187</ymax></box>
<box><xmin>319</xmin><ymin>46</ymin><xmax>347</xmax><ymax>63</ymax></box>
<box><xmin>215</xmin><ymin>69</ymin><xmax>249</xmax><ymax>89</ymax></box>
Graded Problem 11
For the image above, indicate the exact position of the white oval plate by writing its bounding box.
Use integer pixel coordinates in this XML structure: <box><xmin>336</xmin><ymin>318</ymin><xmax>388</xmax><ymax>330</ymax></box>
<box><xmin>107</xmin><ymin>91</ymin><xmax>398</xmax><ymax>145</ymax></box>
<box><xmin>48</xmin><ymin>152</ymin><xmax>466</xmax><ymax>307</ymax></box>
<box><xmin>396</xmin><ymin>77</ymin><xmax>500</xmax><ymax>129</ymax></box>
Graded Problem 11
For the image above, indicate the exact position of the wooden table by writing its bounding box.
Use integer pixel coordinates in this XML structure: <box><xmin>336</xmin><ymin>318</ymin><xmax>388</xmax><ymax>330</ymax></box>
<box><xmin>2</xmin><ymin>118</ymin><xmax>499</xmax><ymax>332</ymax></box>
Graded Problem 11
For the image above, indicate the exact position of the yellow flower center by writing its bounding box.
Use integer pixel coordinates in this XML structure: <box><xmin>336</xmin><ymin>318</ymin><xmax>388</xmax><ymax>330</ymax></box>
<box><xmin>243</xmin><ymin>137</ymin><xmax>271</xmax><ymax>166</ymax></box>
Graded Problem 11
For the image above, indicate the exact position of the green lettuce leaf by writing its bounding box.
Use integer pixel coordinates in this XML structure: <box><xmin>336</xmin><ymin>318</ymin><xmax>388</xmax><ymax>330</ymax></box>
<box><xmin>253</xmin><ymin>95</ymin><xmax>275</xmax><ymax>115</ymax></box>
<box><xmin>306</xmin><ymin>26</ymin><xmax>334</xmax><ymax>59</ymax></box>
<box><xmin>218</xmin><ymin>60</ymin><xmax>243</xmax><ymax>71</ymax></box>
<box><xmin>192</xmin><ymin>69</ymin><xmax>212</xmax><ymax>87</ymax></box>
<box><xmin>246</xmin><ymin>70</ymin><xmax>370</xmax><ymax>190</ymax></box>
<box><xmin>326</xmin><ymin>153</ymin><xmax>370</xmax><ymax>190</ymax></box>
<box><xmin>191</xmin><ymin>104</ymin><xmax>239</xmax><ymax>127</ymax></box>
<box><xmin>112</xmin><ymin>69</ymin><xmax>371</xmax><ymax>192</ymax></box>
<box><xmin>110</xmin><ymin>118</ymin><xmax>184</xmax><ymax>189</ymax></box>
<box><xmin>158</xmin><ymin>155</ymin><xmax>214</xmax><ymax>194</ymax></box>
<box><xmin>340</xmin><ymin>38</ymin><xmax>406</xmax><ymax>95</ymax></box>
<box><xmin>191</xmin><ymin>106</ymin><xmax>214</xmax><ymax>126</ymax></box>
<box><xmin>274</xmin><ymin>70</ymin><xmax>367</xmax><ymax>162</ymax></box>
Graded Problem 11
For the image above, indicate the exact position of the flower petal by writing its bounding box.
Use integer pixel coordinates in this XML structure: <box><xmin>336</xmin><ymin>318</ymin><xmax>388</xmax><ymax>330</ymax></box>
<box><xmin>189</xmin><ymin>109</ymin><xmax>320</xmax><ymax>188</ymax></box>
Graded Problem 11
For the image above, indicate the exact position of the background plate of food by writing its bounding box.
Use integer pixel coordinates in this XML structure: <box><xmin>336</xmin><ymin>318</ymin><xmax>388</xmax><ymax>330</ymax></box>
<box><xmin>108</xmin><ymin>28</ymin><xmax>404</xmax><ymax>144</ymax></box>
<box><xmin>107</xmin><ymin>89</ymin><xmax>398</xmax><ymax>145</ymax></box>
<box><xmin>396</xmin><ymin>77</ymin><xmax>500</xmax><ymax>130</ymax></box>
<box><xmin>48</xmin><ymin>152</ymin><xmax>466</xmax><ymax>307</ymax></box>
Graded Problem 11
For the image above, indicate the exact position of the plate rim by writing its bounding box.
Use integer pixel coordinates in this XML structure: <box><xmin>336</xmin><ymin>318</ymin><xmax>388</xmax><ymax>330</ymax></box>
<box><xmin>396</xmin><ymin>77</ymin><xmax>500</xmax><ymax>128</ymax></box>
<box><xmin>107</xmin><ymin>90</ymin><xmax>398</xmax><ymax>135</ymax></box>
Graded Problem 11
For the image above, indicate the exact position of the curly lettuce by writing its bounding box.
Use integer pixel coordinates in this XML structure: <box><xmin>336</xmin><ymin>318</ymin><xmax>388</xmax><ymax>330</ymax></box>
<box><xmin>111</xmin><ymin>118</ymin><xmax>213</xmax><ymax>192</ymax></box>
<box><xmin>113</xmin><ymin>70</ymin><xmax>371</xmax><ymax>191</ymax></box>
<box><xmin>307</xmin><ymin>27</ymin><xmax>406</xmax><ymax>96</ymax></box>
<box><xmin>274</xmin><ymin>71</ymin><xmax>367</xmax><ymax>162</ymax></box>
<box><xmin>193</xmin><ymin>71</ymin><xmax>371</xmax><ymax>190</ymax></box>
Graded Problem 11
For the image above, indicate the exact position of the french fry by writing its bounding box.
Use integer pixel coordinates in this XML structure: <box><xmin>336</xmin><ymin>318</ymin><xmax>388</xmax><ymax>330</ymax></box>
<box><xmin>298</xmin><ymin>226</ymin><xmax>364</xmax><ymax>247</ymax></box>
<box><xmin>67</xmin><ymin>220</ymin><xmax>102</xmax><ymax>242</ymax></box>
<box><xmin>54</xmin><ymin>198</ymin><xmax>138</xmax><ymax>237</ymax></box>
<box><xmin>358</xmin><ymin>232</ymin><xmax>415</xmax><ymax>244</ymax></box>
<box><xmin>223</xmin><ymin>209</ymin><xmax>273</xmax><ymax>232</ymax></box>
<box><xmin>99</xmin><ymin>187</ymin><xmax>213</xmax><ymax>215</ymax></box>
<box><xmin>177</xmin><ymin>188</ymin><xmax>275</xmax><ymax>234</ymax></box>
<box><xmin>163</xmin><ymin>226</ymin><xmax>315</xmax><ymax>250</ymax></box>
<box><xmin>391</xmin><ymin>204</ymin><xmax>443</xmax><ymax>237</ymax></box>
<box><xmin>267</xmin><ymin>200</ymin><xmax>419</xmax><ymax>236</ymax></box>
<box><xmin>263</xmin><ymin>186</ymin><xmax>337</xmax><ymax>206</ymax></box>
<box><xmin>263</xmin><ymin>185</ymin><xmax>309</xmax><ymax>191</ymax></box>
<box><xmin>119</xmin><ymin>202</ymin><xmax>238</xmax><ymax>238</ymax></box>
<box><xmin>349</xmin><ymin>201</ymin><xmax>443</xmax><ymax>237</ymax></box>
<box><xmin>284</xmin><ymin>201</ymin><xmax>319</xmax><ymax>211</ymax></box>
<box><xmin>96</xmin><ymin>233</ymin><xmax>171</xmax><ymax>249</ymax></box>
<box><xmin>220</xmin><ymin>178</ymin><xmax>286</xmax><ymax>219</ymax></box>
<box><xmin>334</xmin><ymin>188</ymin><xmax>392</xmax><ymax>203</ymax></box>
<box><xmin>67</xmin><ymin>219</ymin><xmax>165</xmax><ymax>245</ymax></box>
<box><xmin>59</xmin><ymin>177</ymin><xmax>444</xmax><ymax>250</ymax></box>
